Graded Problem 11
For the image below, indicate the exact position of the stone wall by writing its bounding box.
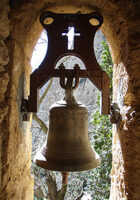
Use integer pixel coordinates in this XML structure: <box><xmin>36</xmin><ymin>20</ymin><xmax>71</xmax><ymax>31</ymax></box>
<box><xmin>0</xmin><ymin>0</ymin><xmax>10</xmax><ymax>194</ymax></box>
<box><xmin>109</xmin><ymin>2</ymin><xmax>140</xmax><ymax>199</ymax></box>
<box><xmin>0</xmin><ymin>0</ymin><xmax>34</xmax><ymax>200</ymax></box>
<box><xmin>0</xmin><ymin>0</ymin><xmax>139</xmax><ymax>199</ymax></box>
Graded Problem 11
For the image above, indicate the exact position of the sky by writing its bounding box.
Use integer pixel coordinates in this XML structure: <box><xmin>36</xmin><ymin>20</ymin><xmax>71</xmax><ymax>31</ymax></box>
<box><xmin>31</xmin><ymin>31</ymin><xmax>48</xmax><ymax>72</ymax></box>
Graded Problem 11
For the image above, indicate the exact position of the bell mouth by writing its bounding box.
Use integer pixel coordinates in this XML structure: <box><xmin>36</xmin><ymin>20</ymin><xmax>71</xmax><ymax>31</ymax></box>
<box><xmin>34</xmin><ymin>148</ymin><xmax>101</xmax><ymax>172</ymax></box>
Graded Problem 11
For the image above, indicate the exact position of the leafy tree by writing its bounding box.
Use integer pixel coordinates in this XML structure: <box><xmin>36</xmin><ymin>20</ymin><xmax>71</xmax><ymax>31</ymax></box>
<box><xmin>85</xmin><ymin>40</ymin><xmax>113</xmax><ymax>199</ymax></box>
<box><xmin>100</xmin><ymin>41</ymin><xmax>113</xmax><ymax>78</ymax></box>
<box><xmin>100</xmin><ymin>41</ymin><xmax>113</xmax><ymax>99</ymax></box>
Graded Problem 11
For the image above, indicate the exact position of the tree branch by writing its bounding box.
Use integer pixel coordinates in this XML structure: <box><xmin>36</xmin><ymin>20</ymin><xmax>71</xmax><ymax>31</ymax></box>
<box><xmin>34</xmin><ymin>170</ymin><xmax>48</xmax><ymax>198</ymax></box>
<box><xmin>75</xmin><ymin>180</ymin><xmax>87</xmax><ymax>200</ymax></box>
<box><xmin>33</xmin><ymin>113</ymin><xmax>48</xmax><ymax>134</ymax></box>
<box><xmin>45</xmin><ymin>170</ymin><xmax>58</xmax><ymax>200</ymax></box>
<box><xmin>39</xmin><ymin>78</ymin><xmax>53</xmax><ymax>106</ymax></box>
<box><xmin>57</xmin><ymin>184</ymin><xmax>68</xmax><ymax>200</ymax></box>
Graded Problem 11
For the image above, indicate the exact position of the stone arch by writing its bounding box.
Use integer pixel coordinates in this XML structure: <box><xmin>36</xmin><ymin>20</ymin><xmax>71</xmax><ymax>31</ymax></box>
<box><xmin>0</xmin><ymin>0</ymin><xmax>139</xmax><ymax>199</ymax></box>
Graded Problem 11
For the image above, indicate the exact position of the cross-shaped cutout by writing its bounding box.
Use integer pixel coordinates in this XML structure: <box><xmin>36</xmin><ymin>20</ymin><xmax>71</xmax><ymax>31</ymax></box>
<box><xmin>62</xmin><ymin>27</ymin><xmax>80</xmax><ymax>50</ymax></box>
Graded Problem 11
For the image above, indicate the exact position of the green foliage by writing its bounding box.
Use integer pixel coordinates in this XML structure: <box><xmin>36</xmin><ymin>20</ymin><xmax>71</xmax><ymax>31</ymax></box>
<box><xmin>100</xmin><ymin>41</ymin><xmax>113</xmax><ymax>79</ymax></box>
<box><xmin>87</xmin><ymin>111</ymin><xmax>112</xmax><ymax>200</ymax></box>
<box><xmin>100</xmin><ymin>41</ymin><xmax>113</xmax><ymax>100</ymax></box>
<box><xmin>86</xmin><ymin>40</ymin><xmax>113</xmax><ymax>199</ymax></box>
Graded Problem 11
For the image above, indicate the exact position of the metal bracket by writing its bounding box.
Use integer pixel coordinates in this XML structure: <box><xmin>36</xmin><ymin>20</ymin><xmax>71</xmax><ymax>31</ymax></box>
<box><xmin>110</xmin><ymin>102</ymin><xmax>121</xmax><ymax>124</ymax></box>
<box><xmin>59</xmin><ymin>64</ymin><xmax>80</xmax><ymax>90</ymax></box>
<box><xmin>21</xmin><ymin>99</ymin><xmax>30</xmax><ymax>121</ymax></box>
<box><xmin>22</xmin><ymin>11</ymin><xmax>110</xmax><ymax>116</ymax></box>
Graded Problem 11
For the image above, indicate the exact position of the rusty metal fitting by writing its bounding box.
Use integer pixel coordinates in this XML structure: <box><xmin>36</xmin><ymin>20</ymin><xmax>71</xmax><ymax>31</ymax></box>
<box><xmin>61</xmin><ymin>171</ymin><xmax>70</xmax><ymax>185</ymax></box>
<box><xmin>59</xmin><ymin>64</ymin><xmax>80</xmax><ymax>91</ymax></box>
<box><xmin>21</xmin><ymin>99</ymin><xmax>30</xmax><ymax>121</ymax></box>
<box><xmin>110</xmin><ymin>102</ymin><xmax>121</xmax><ymax>124</ymax></box>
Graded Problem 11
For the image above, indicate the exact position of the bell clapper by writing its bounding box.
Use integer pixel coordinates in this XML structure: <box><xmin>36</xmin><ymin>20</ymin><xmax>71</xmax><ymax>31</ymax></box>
<box><xmin>61</xmin><ymin>171</ymin><xmax>70</xmax><ymax>185</ymax></box>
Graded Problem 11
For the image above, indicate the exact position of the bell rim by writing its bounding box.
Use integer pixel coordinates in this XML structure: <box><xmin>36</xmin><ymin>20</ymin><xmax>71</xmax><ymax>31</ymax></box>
<box><xmin>35</xmin><ymin>159</ymin><xmax>101</xmax><ymax>172</ymax></box>
<box><xmin>34</xmin><ymin>152</ymin><xmax>101</xmax><ymax>172</ymax></box>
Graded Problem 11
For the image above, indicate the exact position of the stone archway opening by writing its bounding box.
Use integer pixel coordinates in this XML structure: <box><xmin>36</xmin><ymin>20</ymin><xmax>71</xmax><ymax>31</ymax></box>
<box><xmin>30</xmin><ymin>23</ymin><xmax>113</xmax><ymax>199</ymax></box>
<box><xmin>23</xmin><ymin>5</ymin><xmax>128</xmax><ymax>198</ymax></box>
<box><xmin>20</xmin><ymin>4</ymin><xmax>121</xmax><ymax>199</ymax></box>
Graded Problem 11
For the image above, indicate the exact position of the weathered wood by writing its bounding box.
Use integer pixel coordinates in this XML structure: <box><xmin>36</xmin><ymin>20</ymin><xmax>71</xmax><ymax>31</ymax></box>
<box><xmin>28</xmin><ymin>12</ymin><xmax>110</xmax><ymax>115</ymax></box>
<box><xmin>101</xmin><ymin>71</ymin><xmax>110</xmax><ymax>114</ymax></box>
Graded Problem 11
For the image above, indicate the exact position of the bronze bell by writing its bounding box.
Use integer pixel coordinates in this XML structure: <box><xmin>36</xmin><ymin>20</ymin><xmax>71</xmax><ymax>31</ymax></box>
<box><xmin>34</xmin><ymin>99</ymin><xmax>101</xmax><ymax>172</ymax></box>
